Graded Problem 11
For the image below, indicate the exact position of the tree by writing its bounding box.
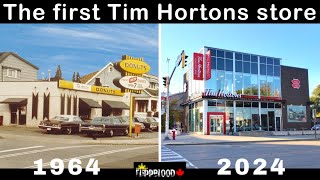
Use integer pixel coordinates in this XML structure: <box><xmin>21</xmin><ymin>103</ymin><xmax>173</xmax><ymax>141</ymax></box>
<box><xmin>72</xmin><ymin>72</ymin><xmax>76</xmax><ymax>82</ymax></box>
<box><xmin>310</xmin><ymin>84</ymin><xmax>320</xmax><ymax>117</ymax></box>
<box><xmin>76</xmin><ymin>72</ymin><xmax>81</xmax><ymax>83</ymax></box>
<box><xmin>54</xmin><ymin>65</ymin><xmax>62</xmax><ymax>80</ymax></box>
<box><xmin>161</xmin><ymin>99</ymin><xmax>184</xmax><ymax>132</ymax></box>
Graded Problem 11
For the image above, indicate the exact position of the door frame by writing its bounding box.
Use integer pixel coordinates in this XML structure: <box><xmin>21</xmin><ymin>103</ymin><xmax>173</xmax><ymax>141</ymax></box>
<box><xmin>207</xmin><ymin>112</ymin><xmax>226</xmax><ymax>135</ymax></box>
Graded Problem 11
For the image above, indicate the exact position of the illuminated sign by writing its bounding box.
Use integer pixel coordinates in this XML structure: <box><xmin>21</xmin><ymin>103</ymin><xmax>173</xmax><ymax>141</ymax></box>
<box><xmin>202</xmin><ymin>89</ymin><xmax>241</xmax><ymax>99</ymax></box>
<box><xmin>58</xmin><ymin>80</ymin><xmax>124</xmax><ymax>96</ymax></box>
<box><xmin>119</xmin><ymin>76</ymin><xmax>150</xmax><ymax>90</ymax></box>
<box><xmin>291</xmin><ymin>79</ymin><xmax>300</xmax><ymax>89</ymax></box>
<box><xmin>119</xmin><ymin>59</ymin><xmax>150</xmax><ymax>74</ymax></box>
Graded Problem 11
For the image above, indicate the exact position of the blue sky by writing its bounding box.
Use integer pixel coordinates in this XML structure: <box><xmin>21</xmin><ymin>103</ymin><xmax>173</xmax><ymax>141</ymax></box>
<box><xmin>161</xmin><ymin>24</ymin><xmax>320</xmax><ymax>96</ymax></box>
<box><xmin>0</xmin><ymin>24</ymin><xmax>158</xmax><ymax>80</ymax></box>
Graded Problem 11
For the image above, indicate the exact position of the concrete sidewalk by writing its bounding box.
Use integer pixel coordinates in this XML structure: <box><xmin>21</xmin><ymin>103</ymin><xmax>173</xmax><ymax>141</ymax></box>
<box><xmin>162</xmin><ymin>133</ymin><xmax>320</xmax><ymax>145</ymax></box>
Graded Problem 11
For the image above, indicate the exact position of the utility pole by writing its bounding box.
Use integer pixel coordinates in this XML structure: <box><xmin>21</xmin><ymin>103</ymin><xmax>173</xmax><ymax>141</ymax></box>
<box><xmin>164</xmin><ymin>51</ymin><xmax>188</xmax><ymax>140</ymax></box>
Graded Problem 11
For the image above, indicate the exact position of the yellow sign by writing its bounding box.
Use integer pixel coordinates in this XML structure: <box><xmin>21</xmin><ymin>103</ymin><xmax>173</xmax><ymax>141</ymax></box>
<box><xmin>91</xmin><ymin>86</ymin><xmax>124</xmax><ymax>96</ymax></box>
<box><xmin>119</xmin><ymin>59</ymin><xmax>150</xmax><ymax>74</ymax></box>
<box><xmin>58</xmin><ymin>80</ymin><xmax>124</xmax><ymax>96</ymax></box>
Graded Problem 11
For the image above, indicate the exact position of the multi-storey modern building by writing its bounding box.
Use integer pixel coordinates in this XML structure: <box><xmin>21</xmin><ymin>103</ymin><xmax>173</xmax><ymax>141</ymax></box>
<box><xmin>183</xmin><ymin>46</ymin><xmax>310</xmax><ymax>135</ymax></box>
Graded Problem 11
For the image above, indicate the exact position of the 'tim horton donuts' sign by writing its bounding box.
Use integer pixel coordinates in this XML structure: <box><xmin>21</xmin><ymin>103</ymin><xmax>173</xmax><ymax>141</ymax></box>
<box><xmin>114</xmin><ymin>55</ymin><xmax>151</xmax><ymax>94</ymax></box>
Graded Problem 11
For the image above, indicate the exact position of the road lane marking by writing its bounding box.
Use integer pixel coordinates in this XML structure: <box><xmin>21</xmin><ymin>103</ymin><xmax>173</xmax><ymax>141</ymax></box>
<box><xmin>25</xmin><ymin>145</ymin><xmax>157</xmax><ymax>168</ymax></box>
<box><xmin>0</xmin><ymin>145</ymin><xmax>105</xmax><ymax>159</ymax></box>
<box><xmin>0</xmin><ymin>146</ymin><xmax>44</xmax><ymax>154</ymax></box>
<box><xmin>161</xmin><ymin>146</ymin><xmax>197</xmax><ymax>169</ymax></box>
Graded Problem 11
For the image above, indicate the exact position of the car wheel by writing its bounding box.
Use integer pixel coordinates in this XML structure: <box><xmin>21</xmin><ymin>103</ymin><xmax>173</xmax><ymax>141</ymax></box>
<box><xmin>47</xmin><ymin>130</ymin><xmax>51</xmax><ymax>134</ymax></box>
<box><xmin>109</xmin><ymin>130</ymin><xmax>114</xmax><ymax>137</ymax></box>
<box><xmin>66</xmin><ymin>128</ymin><xmax>72</xmax><ymax>135</ymax></box>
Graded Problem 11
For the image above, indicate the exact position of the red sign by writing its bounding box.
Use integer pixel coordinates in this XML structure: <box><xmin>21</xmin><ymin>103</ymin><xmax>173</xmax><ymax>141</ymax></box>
<box><xmin>205</xmin><ymin>50</ymin><xmax>211</xmax><ymax>80</ymax></box>
<box><xmin>193</xmin><ymin>53</ymin><xmax>203</xmax><ymax>80</ymax></box>
<box><xmin>291</xmin><ymin>79</ymin><xmax>300</xmax><ymax>89</ymax></box>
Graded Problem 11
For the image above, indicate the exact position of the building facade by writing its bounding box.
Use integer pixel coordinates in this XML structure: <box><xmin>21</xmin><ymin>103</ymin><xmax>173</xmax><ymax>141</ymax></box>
<box><xmin>184</xmin><ymin>46</ymin><xmax>310</xmax><ymax>135</ymax></box>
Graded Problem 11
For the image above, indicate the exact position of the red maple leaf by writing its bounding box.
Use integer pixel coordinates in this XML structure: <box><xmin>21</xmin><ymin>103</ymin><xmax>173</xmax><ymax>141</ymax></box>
<box><xmin>176</xmin><ymin>169</ymin><xmax>184</xmax><ymax>177</ymax></box>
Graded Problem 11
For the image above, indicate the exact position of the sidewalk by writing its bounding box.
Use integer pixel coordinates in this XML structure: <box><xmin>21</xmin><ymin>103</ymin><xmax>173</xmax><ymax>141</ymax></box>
<box><xmin>162</xmin><ymin>133</ymin><xmax>320</xmax><ymax>145</ymax></box>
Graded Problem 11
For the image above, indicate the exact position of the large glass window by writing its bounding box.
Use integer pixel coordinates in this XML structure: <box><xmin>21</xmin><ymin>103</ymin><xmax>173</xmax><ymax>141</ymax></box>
<box><xmin>225</xmin><ymin>72</ymin><xmax>233</xmax><ymax>93</ymax></box>
<box><xmin>260</xmin><ymin>75</ymin><xmax>267</xmax><ymax>96</ymax></box>
<box><xmin>217</xmin><ymin>58</ymin><xmax>225</xmax><ymax>70</ymax></box>
<box><xmin>267</xmin><ymin>65</ymin><xmax>273</xmax><ymax>76</ymax></box>
<box><xmin>207</xmin><ymin>70</ymin><xmax>217</xmax><ymax>91</ymax></box>
<box><xmin>211</xmin><ymin>49</ymin><xmax>217</xmax><ymax>57</ymax></box>
<box><xmin>243</xmin><ymin>62</ymin><xmax>250</xmax><ymax>73</ymax></box>
<box><xmin>225</xmin><ymin>59</ymin><xmax>233</xmax><ymax>71</ymax></box>
<box><xmin>235</xmin><ymin>73</ymin><xmax>243</xmax><ymax>94</ymax></box>
<box><xmin>235</xmin><ymin>53</ymin><xmax>242</xmax><ymax>60</ymax></box>
<box><xmin>243</xmin><ymin>74</ymin><xmax>251</xmax><ymax>95</ymax></box>
<box><xmin>243</xmin><ymin>54</ymin><xmax>250</xmax><ymax>62</ymax></box>
<box><xmin>217</xmin><ymin>50</ymin><xmax>224</xmax><ymax>58</ymax></box>
<box><xmin>243</xmin><ymin>107</ymin><xmax>251</xmax><ymax>131</ymax></box>
<box><xmin>251</xmin><ymin>75</ymin><xmax>258</xmax><ymax>95</ymax></box>
<box><xmin>274</xmin><ymin>58</ymin><xmax>280</xmax><ymax>65</ymax></box>
<box><xmin>267</xmin><ymin>76</ymin><xmax>274</xmax><ymax>96</ymax></box>
<box><xmin>235</xmin><ymin>60</ymin><xmax>242</xmax><ymax>72</ymax></box>
<box><xmin>267</xmin><ymin>57</ymin><xmax>273</xmax><ymax>65</ymax></box>
<box><xmin>217</xmin><ymin>71</ymin><xmax>225</xmax><ymax>91</ymax></box>
<box><xmin>251</xmin><ymin>63</ymin><xmax>258</xmax><ymax>74</ymax></box>
<box><xmin>260</xmin><ymin>64</ymin><xmax>266</xmax><ymax>75</ymax></box>
<box><xmin>211</xmin><ymin>57</ymin><xmax>217</xmax><ymax>69</ymax></box>
<box><xmin>225</xmin><ymin>51</ymin><xmax>233</xmax><ymax>59</ymax></box>
<box><xmin>260</xmin><ymin>56</ymin><xmax>266</xmax><ymax>64</ymax></box>
<box><xmin>274</xmin><ymin>77</ymin><xmax>281</xmax><ymax>97</ymax></box>
<box><xmin>251</xmin><ymin>55</ymin><xmax>258</xmax><ymax>63</ymax></box>
<box><xmin>274</xmin><ymin>65</ymin><xmax>280</xmax><ymax>77</ymax></box>
<box><xmin>208</xmin><ymin>100</ymin><xmax>217</xmax><ymax>106</ymax></box>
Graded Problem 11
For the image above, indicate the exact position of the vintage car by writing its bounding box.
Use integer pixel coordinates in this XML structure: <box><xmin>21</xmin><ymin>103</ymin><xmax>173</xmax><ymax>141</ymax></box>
<box><xmin>144</xmin><ymin>117</ymin><xmax>159</xmax><ymax>131</ymax></box>
<box><xmin>119</xmin><ymin>116</ymin><xmax>145</xmax><ymax>133</ymax></box>
<box><xmin>38</xmin><ymin>115</ymin><xmax>84</xmax><ymax>135</ymax></box>
<box><xmin>80</xmin><ymin>116</ymin><xmax>129</xmax><ymax>137</ymax></box>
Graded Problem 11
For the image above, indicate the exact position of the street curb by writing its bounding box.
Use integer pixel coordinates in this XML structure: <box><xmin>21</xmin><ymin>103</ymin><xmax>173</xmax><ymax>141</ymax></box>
<box><xmin>163</xmin><ymin>138</ymin><xmax>320</xmax><ymax>146</ymax></box>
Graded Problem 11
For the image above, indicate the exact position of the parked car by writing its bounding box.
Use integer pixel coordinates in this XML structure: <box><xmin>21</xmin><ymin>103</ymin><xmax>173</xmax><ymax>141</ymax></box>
<box><xmin>134</xmin><ymin>117</ymin><xmax>153</xmax><ymax>132</ymax></box>
<box><xmin>80</xmin><ymin>116</ymin><xmax>129</xmax><ymax>137</ymax></box>
<box><xmin>311</xmin><ymin>124</ymin><xmax>320</xmax><ymax>130</ymax></box>
<box><xmin>119</xmin><ymin>116</ymin><xmax>145</xmax><ymax>133</ymax></box>
<box><xmin>144</xmin><ymin>117</ymin><xmax>159</xmax><ymax>131</ymax></box>
<box><xmin>38</xmin><ymin>115</ymin><xmax>84</xmax><ymax>135</ymax></box>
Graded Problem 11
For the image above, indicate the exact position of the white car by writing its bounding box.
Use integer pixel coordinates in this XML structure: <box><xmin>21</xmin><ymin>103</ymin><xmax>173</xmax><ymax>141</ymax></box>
<box><xmin>311</xmin><ymin>124</ymin><xmax>320</xmax><ymax>130</ymax></box>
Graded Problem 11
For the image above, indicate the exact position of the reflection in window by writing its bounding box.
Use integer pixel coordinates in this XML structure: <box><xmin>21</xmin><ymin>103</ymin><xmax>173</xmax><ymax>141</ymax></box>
<box><xmin>260</xmin><ymin>56</ymin><xmax>266</xmax><ymax>64</ymax></box>
<box><xmin>225</xmin><ymin>51</ymin><xmax>233</xmax><ymax>59</ymax></box>
<box><xmin>267</xmin><ymin>76</ymin><xmax>273</xmax><ymax>96</ymax></box>
<box><xmin>217</xmin><ymin>58</ymin><xmax>225</xmax><ymax>70</ymax></box>
<box><xmin>217</xmin><ymin>71</ymin><xmax>225</xmax><ymax>91</ymax></box>
<box><xmin>251</xmin><ymin>63</ymin><xmax>258</xmax><ymax>74</ymax></box>
<box><xmin>251</xmin><ymin>55</ymin><xmax>258</xmax><ymax>63</ymax></box>
<box><xmin>225</xmin><ymin>72</ymin><xmax>233</xmax><ymax>93</ymax></box>
<box><xmin>211</xmin><ymin>49</ymin><xmax>217</xmax><ymax>57</ymax></box>
<box><xmin>226</xmin><ymin>101</ymin><xmax>233</xmax><ymax>107</ymax></box>
<box><xmin>260</xmin><ymin>75</ymin><xmax>267</xmax><ymax>96</ymax></box>
<box><xmin>217</xmin><ymin>50</ymin><xmax>224</xmax><ymax>58</ymax></box>
<box><xmin>274</xmin><ymin>77</ymin><xmax>281</xmax><ymax>97</ymax></box>
<box><xmin>274</xmin><ymin>65</ymin><xmax>280</xmax><ymax>77</ymax></box>
<box><xmin>235</xmin><ymin>73</ymin><xmax>243</xmax><ymax>94</ymax></box>
<box><xmin>243</xmin><ymin>54</ymin><xmax>250</xmax><ymax>61</ymax></box>
<box><xmin>235</xmin><ymin>53</ymin><xmax>242</xmax><ymax>60</ymax></box>
<box><xmin>206</xmin><ymin>70</ymin><xmax>217</xmax><ymax>92</ymax></box>
<box><xmin>243</xmin><ymin>108</ymin><xmax>251</xmax><ymax>131</ymax></box>
<box><xmin>251</xmin><ymin>75</ymin><xmax>258</xmax><ymax>95</ymax></box>
<box><xmin>260</xmin><ymin>64</ymin><xmax>266</xmax><ymax>75</ymax></box>
<box><xmin>235</xmin><ymin>60</ymin><xmax>242</xmax><ymax>72</ymax></box>
<box><xmin>243</xmin><ymin>74</ymin><xmax>251</xmax><ymax>95</ymax></box>
<box><xmin>267</xmin><ymin>57</ymin><xmax>273</xmax><ymax>65</ymax></box>
<box><xmin>274</xmin><ymin>58</ymin><xmax>280</xmax><ymax>65</ymax></box>
<box><xmin>208</xmin><ymin>100</ymin><xmax>217</xmax><ymax>106</ymax></box>
<box><xmin>267</xmin><ymin>65</ymin><xmax>273</xmax><ymax>76</ymax></box>
<box><xmin>211</xmin><ymin>57</ymin><xmax>217</xmax><ymax>69</ymax></box>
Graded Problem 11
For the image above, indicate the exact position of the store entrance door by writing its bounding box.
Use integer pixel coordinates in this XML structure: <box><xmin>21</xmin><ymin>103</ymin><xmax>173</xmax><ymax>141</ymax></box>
<box><xmin>207</xmin><ymin>112</ymin><xmax>226</xmax><ymax>135</ymax></box>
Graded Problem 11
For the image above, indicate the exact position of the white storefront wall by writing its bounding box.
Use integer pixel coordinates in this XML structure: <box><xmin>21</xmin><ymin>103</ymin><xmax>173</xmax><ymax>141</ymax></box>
<box><xmin>0</xmin><ymin>81</ymin><xmax>130</xmax><ymax>127</ymax></box>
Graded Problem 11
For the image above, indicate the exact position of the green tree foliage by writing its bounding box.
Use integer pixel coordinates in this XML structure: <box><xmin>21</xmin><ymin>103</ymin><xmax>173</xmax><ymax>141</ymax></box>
<box><xmin>310</xmin><ymin>84</ymin><xmax>320</xmax><ymax>117</ymax></box>
<box><xmin>161</xmin><ymin>99</ymin><xmax>183</xmax><ymax>132</ymax></box>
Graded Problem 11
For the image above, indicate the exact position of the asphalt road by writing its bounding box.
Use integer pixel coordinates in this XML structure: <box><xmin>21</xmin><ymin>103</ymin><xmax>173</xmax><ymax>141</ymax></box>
<box><xmin>0</xmin><ymin>126</ymin><xmax>158</xmax><ymax>169</ymax></box>
<box><xmin>164</xmin><ymin>140</ymin><xmax>320</xmax><ymax>168</ymax></box>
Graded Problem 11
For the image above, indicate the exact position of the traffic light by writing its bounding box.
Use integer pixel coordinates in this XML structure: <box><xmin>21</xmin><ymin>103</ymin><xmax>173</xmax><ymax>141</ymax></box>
<box><xmin>162</xmin><ymin>76</ymin><xmax>168</xmax><ymax>87</ymax></box>
<box><xmin>181</xmin><ymin>51</ymin><xmax>188</xmax><ymax>69</ymax></box>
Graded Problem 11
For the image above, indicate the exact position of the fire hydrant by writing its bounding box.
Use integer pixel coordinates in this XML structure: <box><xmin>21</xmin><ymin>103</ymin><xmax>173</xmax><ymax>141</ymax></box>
<box><xmin>172</xmin><ymin>129</ymin><xmax>176</xmax><ymax>140</ymax></box>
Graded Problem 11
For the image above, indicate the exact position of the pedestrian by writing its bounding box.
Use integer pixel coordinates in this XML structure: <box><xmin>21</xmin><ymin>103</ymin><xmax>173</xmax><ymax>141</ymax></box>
<box><xmin>228</xmin><ymin>120</ymin><xmax>234</xmax><ymax>135</ymax></box>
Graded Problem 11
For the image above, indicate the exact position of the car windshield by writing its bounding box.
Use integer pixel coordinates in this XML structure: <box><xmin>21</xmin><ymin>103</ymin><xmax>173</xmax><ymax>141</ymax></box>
<box><xmin>137</xmin><ymin>117</ymin><xmax>147</xmax><ymax>122</ymax></box>
<box><xmin>119</xmin><ymin>117</ymin><xmax>129</xmax><ymax>123</ymax></box>
<box><xmin>91</xmin><ymin>117</ymin><xmax>103</xmax><ymax>124</ymax></box>
<box><xmin>52</xmin><ymin>116</ymin><xmax>69</xmax><ymax>121</ymax></box>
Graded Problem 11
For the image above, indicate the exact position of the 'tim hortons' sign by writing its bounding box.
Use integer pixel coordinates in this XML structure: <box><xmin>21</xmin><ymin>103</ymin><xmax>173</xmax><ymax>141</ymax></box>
<box><xmin>114</xmin><ymin>55</ymin><xmax>151</xmax><ymax>94</ymax></box>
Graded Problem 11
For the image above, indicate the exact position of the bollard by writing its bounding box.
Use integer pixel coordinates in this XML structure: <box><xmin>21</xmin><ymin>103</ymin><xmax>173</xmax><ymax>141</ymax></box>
<box><xmin>172</xmin><ymin>130</ymin><xmax>176</xmax><ymax>140</ymax></box>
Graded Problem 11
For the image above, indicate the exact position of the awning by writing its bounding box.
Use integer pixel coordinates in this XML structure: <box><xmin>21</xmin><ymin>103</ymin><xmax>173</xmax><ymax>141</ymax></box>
<box><xmin>79</xmin><ymin>98</ymin><xmax>102</xmax><ymax>108</ymax></box>
<box><xmin>103</xmin><ymin>100</ymin><xmax>130</xmax><ymax>109</ymax></box>
<box><xmin>0</xmin><ymin>98</ymin><xmax>27</xmax><ymax>105</ymax></box>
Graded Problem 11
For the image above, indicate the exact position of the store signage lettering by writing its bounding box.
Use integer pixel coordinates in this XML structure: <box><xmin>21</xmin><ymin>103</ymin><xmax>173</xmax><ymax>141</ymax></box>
<box><xmin>58</xmin><ymin>80</ymin><xmax>124</xmax><ymax>96</ymax></box>
<box><xmin>119</xmin><ymin>76</ymin><xmax>150</xmax><ymax>90</ymax></box>
<box><xmin>203</xmin><ymin>89</ymin><xmax>242</xmax><ymax>99</ymax></box>
<box><xmin>119</xmin><ymin>59</ymin><xmax>150</xmax><ymax>74</ymax></box>
<box><xmin>206</xmin><ymin>50</ymin><xmax>211</xmax><ymax>80</ymax></box>
<box><xmin>291</xmin><ymin>79</ymin><xmax>300</xmax><ymax>89</ymax></box>
<box><xmin>193</xmin><ymin>52</ymin><xmax>203</xmax><ymax>80</ymax></box>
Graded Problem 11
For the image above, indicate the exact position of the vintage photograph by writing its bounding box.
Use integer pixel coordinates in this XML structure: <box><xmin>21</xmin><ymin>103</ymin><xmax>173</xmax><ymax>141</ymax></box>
<box><xmin>0</xmin><ymin>24</ymin><xmax>159</xmax><ymax>168</ymax></box>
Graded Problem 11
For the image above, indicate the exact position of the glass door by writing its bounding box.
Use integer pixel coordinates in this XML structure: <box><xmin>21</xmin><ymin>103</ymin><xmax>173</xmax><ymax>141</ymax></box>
<box><xmin>268</xmin><ymin>111</ymin><xmax>275</xmax><ymax>131</ymax></box>
<box><xmin>210</xmin><ymin>115</ymin><xmax>223</xmax><ymax>134</ymax></box>
<box><xmin>276</xmin><ymin>117</ymin><xmax>281</xmax><ymax>131</ymax></box>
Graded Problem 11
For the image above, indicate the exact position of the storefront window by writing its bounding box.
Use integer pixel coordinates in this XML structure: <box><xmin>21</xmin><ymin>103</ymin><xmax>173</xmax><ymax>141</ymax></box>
<box><xmin>251</xmin><ymin>75</ymin><xmax>258</xmax><ymax>95</ymax></box>
<box><xmin>236</xmin><ymin>106</ymin><xmax>243</xmax><ymax>131</ymax></box>
<box><xmin>274</xmin><ymin>77</ymin><xmax>281</xmax><ymax>97</ymax></box>
<box><xmin>225</xmin><ymin>72</ymin><xmax>233</xmax><ymax>93</ymax></box>
<box><xmin>235</xmin><ymin>73</ymin><xmax>243</xmax><ymax>94</ymax></box>
<box><xmin>243</xmin><ymin>74</ymin><xmax>251</xmax><ymax>95</ymax></box>
<box><xmin>243</xmin><ymin>107</ymin><xmax>251</xmax><ymax>131</ymax></box>
<box><xmin>217</xmin><ymin>71</ymin><xmax>225</xmax><ymax>91</ymax></box>
<box><xmin>260</xmin><ymin>75</ymin><xmax>267</xmax><ymax>96</ymax></box>
<box><xmin>195</xmin><ymin>109</ymin><xmax>203</xmax><ymax>132</ymax></box>
<box><xmin>267</xmin><ymin>76</ymin><xmax>273</xmax><ymax>96</ymax></box>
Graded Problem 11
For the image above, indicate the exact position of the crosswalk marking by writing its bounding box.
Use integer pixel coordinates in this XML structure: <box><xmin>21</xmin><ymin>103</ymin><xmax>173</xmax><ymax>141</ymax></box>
<box><xmin>161</xmin><ymin>146</ymin><xmax>197</xmax><ymax>169</ymax></box>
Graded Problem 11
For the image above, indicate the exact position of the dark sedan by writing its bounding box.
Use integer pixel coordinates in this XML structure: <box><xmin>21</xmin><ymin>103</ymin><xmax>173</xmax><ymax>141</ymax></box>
<box><xmin>38</xmin><ymin>115</ymin><xmax>84</xmax><ymax>135</ymax></box>
<box><xmin>80</xmin><ymin>116</ymin><xmax>129</xmax><ymax>137</ymax></box>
